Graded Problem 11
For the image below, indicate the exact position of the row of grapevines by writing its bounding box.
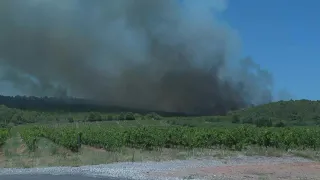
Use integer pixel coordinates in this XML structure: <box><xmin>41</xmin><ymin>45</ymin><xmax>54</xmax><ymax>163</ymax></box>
<box><xmin>41</xmin><ymin>126</ymin><xmax>80</xmax><ymax>152</ymax></box>
<box><xmin>19</xmin><ymin>126</ymin><xmax>42</xmax><ymax>151</ymax></box>
<box><xmin>0</xmin><ymin>128</ymin><xmax>9</xmax><ymax>146</ymax></box>
<box><xmin>80</xmin><ymin>125</ymin><xmax>320</xmax><ymax>150</ymax></box>
<box><xmin>80</xmin><ymin>125</ymin><xmax>125</xmax><ymax>151</ymax></box>
<box><xmin>19</xmin><ymin>125</ymin><xmax>80</xmax><ymax>152</ymax></box>
<box><xmin>19</xmin><ymin>125</ymin><xmax>320</xmax><ymax>152</ymax></box>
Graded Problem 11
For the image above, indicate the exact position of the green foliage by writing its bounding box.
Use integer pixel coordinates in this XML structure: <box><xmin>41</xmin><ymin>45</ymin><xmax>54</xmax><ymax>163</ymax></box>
<box><xmin>0</xmin><ymin>122</ymin><xmax>8</xmax><ymax>128</ymax></box>
<box><xmin>118</xmin><ymin>112</ymin><xmax>125</xmax><ymax>120</ymax></box>
<box><xmin>255</xmin><ymin>117</ymin><xmax>273</xmax><ymax>127</ymax></box>
<box><xmin>87</xmin><ymin>112</ymin><xmax>102</xmax><ymax>122</ymax></box>
<box><xmin>107</xmin><ymin>115</ymin><xmax>113</xmax><ymax>121</ymax></box>
<box><xmin>0</xmin><ymin>104</ymin><xmax>151</xmax><ymax>126</ymax></box>
<box><xmin>274</xmin><ymin>121</ymin><xmax>286</xmax><ymax>127</ymax></box>
<box><xmin>134</xmin><ymin>113</ymin><xmax>141</xmax><ymax>120</ymax></box>
<box><xmin>20</xmin><ymin>126</ymin><xmax>41</xmax><ymax>151</ymax></box>
<box><xmin>125</xmin><ymin>112</ymin><xmax>135</xmax><ymax>120</ymax></box>
<box><xmin>166</xmin><ymin>117</ymin><xmax>202</xmax><ymax>127</ymax></box>
<box><xmin>1</xmin><ymin>99</ymin><xmax>320</xmax><ymax>128</ymax></box>
<box><xmin>231</xmin><ymin>115</ymin><xmax>240</xmax><ymax>123</ymax></box>
<box><xmin>229</xmin><ymin>100</ymin><xmax>320</xmax><ymax>124</ymax></box>
<box><xmin>68</xmin><ymin>117</ymin><xmax>74</xmax><ymax>123</ymax></box>
<box><xmin>241</xmin><ymin>117</ymin><xmax>254</xmax><ymax>124</ymax></box>
<box><xmin>11</xmin><ymin>113</ymin><xmax>25</xmax><ymax>125</ymax></box>
<box><xmin>313</xmin><ymin>115</ymin><xmax>320</xmax><ymax>125</ymax></box>
<box><xmin>205</xmin><ymin>116</ymin><xmax>221</xmax><ymax>123</ymax></box>
<box><xmin>20</xmin><ymin>125</ymin><xmax>80</xmax><ymax>152</ymax></box>
<box><xmin>0</xmin><ymin>128</ymin><xmax>9</xmax><ymax>147</ymax></box>
<box><xmin>42</xmin><ymin>126</ymin><xmax>80</xmax><ymax>152</ymax></box>
<box><xmin>19</xmin><ymin>124</ymin><xmax>320</xmax><ymax>152</ymax></box>
<box><xmin>145</xmin><ymin>112</ymin><xmax>162</xmax><ymax>120</ymax></box>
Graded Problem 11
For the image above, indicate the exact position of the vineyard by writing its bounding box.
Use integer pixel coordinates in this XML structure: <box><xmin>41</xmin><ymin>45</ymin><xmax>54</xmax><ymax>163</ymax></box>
<box><xmin>0</xmin><ymin>128</ymin><xmax>9</xmax><ymax>147</ymax></box>
<box><xmin>18</xmin><ymin>124</ymin><xmax>320</xmax><ymax>152</ymax></box>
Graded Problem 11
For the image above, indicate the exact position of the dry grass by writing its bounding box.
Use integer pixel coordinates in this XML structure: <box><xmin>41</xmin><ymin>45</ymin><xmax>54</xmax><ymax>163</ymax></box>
<box><xmin>242</xmin><ymin>146</ymin><xmax>286</xmax><ymax>157</ymax></box>
<box><xmin>0</xmin><ymin>133</ymin><xmax>319</xmax><ymax>168</ymax></box>
<box><xmin>0</xmin><ymin>133</ymin><xmax>31</xmax><ymax>168</ymax></box>
<box><xmin>290</xmin><ymin>149</ymin><xmax>320</xmax><ymax>161</ymax></box>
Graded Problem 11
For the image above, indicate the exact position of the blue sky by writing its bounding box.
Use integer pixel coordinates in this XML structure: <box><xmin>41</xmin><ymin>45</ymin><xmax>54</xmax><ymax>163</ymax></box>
<box><xmin>223</xmin><ymin>0</ymin><xmax>319</xmax><ymax>100</ymax></box>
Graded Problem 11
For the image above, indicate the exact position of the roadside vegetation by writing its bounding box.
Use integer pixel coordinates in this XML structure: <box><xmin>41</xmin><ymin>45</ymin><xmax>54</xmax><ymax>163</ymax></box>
<box><xmin>0</xmin><ymin>128</ymin><xmax>9</xmax><ymax>147</ymax></box>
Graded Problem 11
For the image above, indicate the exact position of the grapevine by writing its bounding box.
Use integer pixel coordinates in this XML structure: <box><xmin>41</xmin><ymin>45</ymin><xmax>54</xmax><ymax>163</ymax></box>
<box><xmin>18</xmin><ymin>124</ymin><xmax>320</xmax><ymax>151</ymax></box>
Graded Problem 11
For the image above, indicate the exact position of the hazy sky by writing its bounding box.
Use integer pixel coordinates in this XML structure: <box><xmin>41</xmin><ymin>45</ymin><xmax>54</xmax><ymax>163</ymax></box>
<box><xmin>224</xmin><ymin>0</ymin><xmax>319</xmax><ymax>100</ymax></box>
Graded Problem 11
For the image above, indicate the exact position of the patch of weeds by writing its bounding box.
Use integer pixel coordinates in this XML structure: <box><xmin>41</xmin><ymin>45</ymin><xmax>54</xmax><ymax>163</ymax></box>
<box><xmin>290</xmin><ymin>150</ymin><xmax>320</xmax><ymax>161</ymax></box>
<box><xmin>258</xmin><ymin>175</ymin><xmax>270</xmax><ymax>180</ymax></box>
<box><xmin>244</xmin><ymin>146</ymin><xmax>284</xmax><ymax>157</ymax></box>
<box><xmin>50</xmin><ymin>145</ymin><xmax>59</xmax><ymax>155</ymax></box>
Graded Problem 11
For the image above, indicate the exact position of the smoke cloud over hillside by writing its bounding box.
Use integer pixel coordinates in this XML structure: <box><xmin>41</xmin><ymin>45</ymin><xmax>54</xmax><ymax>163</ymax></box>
<box><xmin>0</xmin><ymin>0</ymin><xmax>274</xmax><ymax>114</ymax></box>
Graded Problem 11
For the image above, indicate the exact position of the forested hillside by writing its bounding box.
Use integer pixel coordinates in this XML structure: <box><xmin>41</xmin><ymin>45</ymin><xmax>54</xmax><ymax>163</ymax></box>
<box><xmin>229</xmin><ymin>99</ymin><xmax>320</xmax><ymax>126</ymax></box>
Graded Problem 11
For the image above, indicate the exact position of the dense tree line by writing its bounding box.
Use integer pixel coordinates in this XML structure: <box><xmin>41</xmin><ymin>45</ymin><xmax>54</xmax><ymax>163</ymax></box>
<box><xmin>0</xmin><ymin>95</ymin><xmax>189</xmax><ymax>116</ymax></box>
<box><xmin>0</xmin><ymin>104</ymin><xmax>163</xmax><ymax>127</ymax></box>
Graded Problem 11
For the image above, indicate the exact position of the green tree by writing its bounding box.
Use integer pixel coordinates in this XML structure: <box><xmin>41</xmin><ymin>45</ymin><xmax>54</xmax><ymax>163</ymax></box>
<box><xmin>274</xmin><ymin>121</ymin><xmax>285</xmax><ymax>127</ymax></box>
<box><xmin>125</xmin><ymin>112</ymin><xmax>135</xmax><ymax>120</ymax></box>
<box><xmin>87</xmin><ymin>112</ymin><xmax>102</xmax><ymax>122</ymax></box>
<box><xmin>255</xmin><ymin>117</ymin><xmax>272</xmax><ymax>127</ymax></box>
<box><xmin>107</xmin><ymin>115</ymin><xmax>113</xmax><ymax>121</ymax></box>
<box><xmin>242</xmin><ymin>117</ymin><xmax>253</xmax><ymax>124</ymax></box>
<box><xmin>68</xmin><ymin>117</ymin><xmax>74</xmax><ymax>123</ymax></box>
<box><xmin>118</xmin><ymin>112</ymin><xmax>125</xmax><ymax>120</ymax></box>
<box><xmin>313</xmin><ymin>115</ymin><xmax>320</xmax><ymax>125</ymax></box>
<box><xmin>231</xmin><ymin>115</ymin><xmax>240</xmax><ymax>123</ymax></box>
<box><xmin>145</xmin><ymin>112</ymin><xmax>161</xmax><ymax>120</ymax></box>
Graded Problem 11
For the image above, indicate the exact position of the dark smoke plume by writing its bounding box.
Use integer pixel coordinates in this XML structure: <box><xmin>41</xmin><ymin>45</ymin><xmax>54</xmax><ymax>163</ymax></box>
<box><xmin>0</xmin><ymin>0</ymin><xmax>273</xmax><ymax>115</ymax></box>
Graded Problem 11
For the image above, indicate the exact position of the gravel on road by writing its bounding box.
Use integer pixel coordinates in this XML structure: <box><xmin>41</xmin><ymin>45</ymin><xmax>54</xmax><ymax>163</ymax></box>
<box><xmin>0</xmin><ymin>175</ymin><xmax>129</xmax><ymax>180</ymax></box>
<box><xmin>0</xmin><ymin>155</ymin><xmax>318</xmax><ymax>180</ymax></box>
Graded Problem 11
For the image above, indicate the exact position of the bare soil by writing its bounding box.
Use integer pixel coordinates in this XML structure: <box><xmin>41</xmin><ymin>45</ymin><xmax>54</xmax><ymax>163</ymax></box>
<box><xmin>150</xmin><ymin>159</ymin><xmax>320</xmax><ymax>180</ymax></box>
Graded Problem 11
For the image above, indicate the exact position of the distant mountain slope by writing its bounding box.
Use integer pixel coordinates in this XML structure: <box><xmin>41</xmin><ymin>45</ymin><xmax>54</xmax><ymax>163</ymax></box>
<box><xmin>0</xmin><ymin>95</ymin><xmax>189</xmax><ymax>116</ymax></box>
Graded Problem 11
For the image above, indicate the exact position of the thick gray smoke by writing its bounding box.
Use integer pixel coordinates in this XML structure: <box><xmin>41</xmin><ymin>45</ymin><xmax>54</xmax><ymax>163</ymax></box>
<box><xmin>0</xmin><ymin>0</ymin><xmax>273</xmax><ymax>114</ymax></box>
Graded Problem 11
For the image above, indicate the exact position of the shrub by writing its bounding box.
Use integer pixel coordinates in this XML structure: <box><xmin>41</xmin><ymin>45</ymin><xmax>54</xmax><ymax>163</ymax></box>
<box><xmin>274</xmin><ymin>121</ymin><xmax>286</xmax><ymax>127</ymax></box>
<box><xmin>231</xmin><ymin>115</ymin><xmax>240</xmax><ymax>123</ymax></box>
<box><xmin>107</xmin><ymin>115</ymin><xmax>113</xmax><ymax>121</ymax></box>
<box><xmin>118</xmin><ymin>112</ymin><xmax>125</xmax><ymax>120</ymax></box>
<box><xmin>68</xmin><ymin>117</ymin><xmax>74</xmax><ymax>123</ymax></box>
<box><xmin>145</xmin><ymin>112</ymin><xmax>161</xmax><ymax>120</ymax></box>
<box><xmin>125</xmin><ymin>112</ymin><xmax>135</xmax><ymax>120</ymax></box>
<box><xmin>87</xmin><ymin>112</ymin><xmax>102</xmax><ymax>122</ymax></box>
